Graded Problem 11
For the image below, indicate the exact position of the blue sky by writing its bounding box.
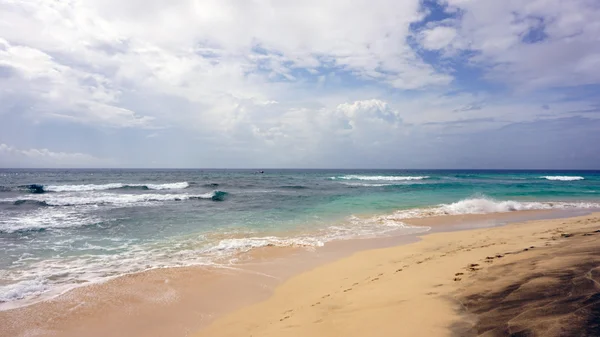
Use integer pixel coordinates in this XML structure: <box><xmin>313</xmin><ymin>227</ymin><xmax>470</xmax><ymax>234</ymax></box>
<box><xmin>0</xmin><ymin>0</ymin><xmax>599</xmax><ymax>168</ymax></box>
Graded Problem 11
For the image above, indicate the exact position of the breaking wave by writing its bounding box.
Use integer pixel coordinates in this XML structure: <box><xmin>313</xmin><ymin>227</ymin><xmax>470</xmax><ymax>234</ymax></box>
<box><xmin>542</xmin><ymin>176</ymin><xmax>585</xmax><ymax>181</ymax></box>
<box><xmin>1</xmin><ymin>190</ymin><xmax>228</xmax><ymax>207</ymax></box>
<box><xmin>0</xmin><ymin>279</ymin><xmax>48</xmax><ymax>303</ymax></box>
<box><xmin>12</xmin><ymin>200</ymin><xmax>49</xmax><ymax>207</ymax></box>
<box><xmin>331</xmin><ymin>175</ymin><xmax>429</xmax><ymax>181</ymax></box>
<box><xmin>43</xmin><ymin>182</ymin><xmax>190</xmax><ymax>192</ymax></box>
<box><xmin>12</xmin><ymin>182</ymin><xmax>191</xmax><ymax>193</ymax></box>
<box><xmin>379</xmin><ymin>196</ymin><xmax>600</xmax><ymax>221</ymax></box>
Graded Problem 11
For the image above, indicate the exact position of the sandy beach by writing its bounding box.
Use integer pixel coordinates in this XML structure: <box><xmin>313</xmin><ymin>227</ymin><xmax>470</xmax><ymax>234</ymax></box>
<box><xmin>196</xmin><ymin>212</ymin><xmax>600</xmax><ymax>337</ymax></box>
<box><xmin>2</xmin><ymin>211</ymin><xmax>600</xmax><ymax>337</ymax></box>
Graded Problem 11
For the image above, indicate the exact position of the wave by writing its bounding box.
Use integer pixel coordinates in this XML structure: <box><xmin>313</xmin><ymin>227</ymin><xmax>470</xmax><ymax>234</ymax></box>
<box><xmin>12</xmin><ymin>200</ymin><xmax>49</xmax><ymax>207</ymax></box>
<box><xmin>0</xmin><ymin>206</ymin><xmax>104</xmax><ymax>234</ymax></box>
<box><xmin>43</xmin><ymin>182</ymin><xmax>190</xmax><ymax>192</ymax></box>
<box><xmin>4</xmin><ymin>194</ymin><xmax>598</xmax><ymax>308</ymax></box>
<box><xmin>381</xmin><ymin>197</ymin><xmax>600</xmax><ymax>220</ymax></box>
<box><xmin>542</xmin><ymin>176</ymin><xmax>585</xmax><ymax>181</ymax></box>
<box><xmin>205</xmin><ymin>236</ymin><xmax>325</xmax><ymax>254</ymax></box>
<box><xmin>331</xmin><ymin>175</ymin><xmax>429</xmax><ymax>181</ymax></box>
<box><xmin>0</xmin><ymin>279</ymin><xmax>48</xmax><ymax>303</ymax></box>
<box><xmin>279</xmin><ymin>185</ymin><xmax>309</xmax><ymax>189</ymax></box>
<box><xmin>13</xmin><ymin>182</ymin><xmax>190</xmax><ymax>193</ymax></box>
<box><xmin>342</xmin><ymin>183</ymin><xmax>394</xmax><ymax>187</ymax></box>
<box><xmin>1</xmin><ymin>191</ymin><xmax>228</xmax><ymax>207</ymax></box>
<box><xmin>18</xmin><ymin>184</ymin><xmax>46</xmax><ymax>194</ymax></box>
<box><xmin>192</xmin><ymin>191</ymin><xmax>228</xmax><ymax>202</ymax></box>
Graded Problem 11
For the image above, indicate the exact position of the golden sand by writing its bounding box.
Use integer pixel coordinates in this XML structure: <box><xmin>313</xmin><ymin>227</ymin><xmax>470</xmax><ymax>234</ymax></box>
<box><xmin>2</xmin><ymin>211</ymin><xmax>600</xmax><ymax>337</ymax></box>
<box><xmin>196</xmin><ymin>213</ymin><xmax>600</xmax><ymax>337</ymax></box>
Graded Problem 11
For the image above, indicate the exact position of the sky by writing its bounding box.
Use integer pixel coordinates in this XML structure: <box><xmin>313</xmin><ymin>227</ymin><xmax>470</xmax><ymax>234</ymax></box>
<box><xmin>0</xmin><ymin>0</ymin><xmax>599</xmax><ymax>169</ymax></box>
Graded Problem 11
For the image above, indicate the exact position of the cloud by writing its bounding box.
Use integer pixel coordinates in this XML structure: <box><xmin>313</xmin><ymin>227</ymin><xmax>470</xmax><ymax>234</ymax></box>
<box><xmin>0</xmin><ymin>0</ymin><xmax>599</xmax><ymax>168</ymax></box>
<box><xmin>0</xmin><ymin>144</ymin><xmax>113</xmax><ymax>168</ymax></box>
<box><xmin>0</xmin><ymin>38</ymin><xmax>154</xmax><ymax>128</ymax></box>
<box><xmin>436</xmin><ymin>0</ymin><xmax>600</xmax><ymax>90</ymax></box>
<box><xmin>419</xmin><ymin>26</ymin><xmax>457</xmax><ymax>50</ymax></box>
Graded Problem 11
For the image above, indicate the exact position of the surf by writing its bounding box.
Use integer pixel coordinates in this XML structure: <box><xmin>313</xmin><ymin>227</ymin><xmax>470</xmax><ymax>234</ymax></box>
<box><xmin>330</xmin><ymin>175</ymin><xmax>430</xmax><ymax>181</ymax></box>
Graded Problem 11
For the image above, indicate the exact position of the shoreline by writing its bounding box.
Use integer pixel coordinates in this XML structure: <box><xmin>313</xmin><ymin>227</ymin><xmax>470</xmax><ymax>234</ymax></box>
<box><xmin>196</xmin><ymin>211</ymin><xmax>600</xmax><ymax>337</ymax></box>
<box><xmin>1</xmin><ymin>209</ymin><xmax>599</xmax><ymax>337</ymax></box>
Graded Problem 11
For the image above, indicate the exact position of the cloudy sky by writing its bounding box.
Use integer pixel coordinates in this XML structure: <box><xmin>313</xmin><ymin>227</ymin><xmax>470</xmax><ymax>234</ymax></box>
<box><xmin>1</xmin><ymin>0</ymin><xmax>599</xmax><ymax>168</ymax></box>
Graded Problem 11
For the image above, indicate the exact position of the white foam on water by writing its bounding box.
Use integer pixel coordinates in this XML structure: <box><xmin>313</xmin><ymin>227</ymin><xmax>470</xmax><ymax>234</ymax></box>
<box><xmin>2</xmin><ymin>191</ymin><xmax>220</xmax><ymax>207</ymax></box>
<box><xmin>0</xmin><ymin>279</ymin><xmax>48</xmax><ymax>303</ymax></box>
<box><xmin>542</xmin><ymin>176</ymin><xmax>585</xmax><ymax>181</ymax></box>
<box><xmin>380</xmin><ymin>197</ymin><xmax>600</xmax><ymax>221</ymax></box>
<box><xmin>0</xmin><ymin>206</ymin><xmax>101</xmax><ymax>233</ymax></box>
<box><xmin>326</xmin><ymin>216</ymin><xmax>429</xmax><ymax>241</ymax></box>
<box><xmin>341</xmin><ymin>183</ymin><xmax>394</xmax><ymax>187</ymax></box>
<box><xmin>44</xmin><ymin>182</ymin><xmax>189</xmax><ymax>192</ymax></box>
<box><xmin>204</xmin><ymin>236</ymin><xmax>326</xmax><ymax>255</ymax></box>
<box><xmin>331</xmin><ymin>175</ymin><xmax>429</xmax><ymax>181</ymax></box>
<box><xmin>2</xmin><ymin>194</ymin><xmax>599</xmax><ymax>310</ymax></box>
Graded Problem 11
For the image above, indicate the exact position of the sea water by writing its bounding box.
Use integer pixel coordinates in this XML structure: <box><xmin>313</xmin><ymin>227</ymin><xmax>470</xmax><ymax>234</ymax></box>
<box><xmin>1</xmin><ymin>169</ymin><xmax>599</xmax><ymax>307</ymax></box>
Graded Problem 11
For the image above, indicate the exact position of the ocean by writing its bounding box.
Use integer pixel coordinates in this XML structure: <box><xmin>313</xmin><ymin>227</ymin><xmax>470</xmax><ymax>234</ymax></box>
<box><xmin>1</xmin><ymin>169</ymin><xmax>599</xmax><ymax>308</ymax></box>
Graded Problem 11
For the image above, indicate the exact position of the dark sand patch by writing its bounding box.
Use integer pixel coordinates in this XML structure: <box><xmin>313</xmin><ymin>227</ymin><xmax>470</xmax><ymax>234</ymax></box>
<box><xmin>456</xmin><ymin>229</ymin><xmax>600</xmax><ymax>337</ymax></box>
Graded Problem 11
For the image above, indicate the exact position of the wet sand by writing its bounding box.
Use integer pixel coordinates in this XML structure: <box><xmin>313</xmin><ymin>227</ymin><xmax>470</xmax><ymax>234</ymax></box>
<box><xmin>197</xmin><ymin>212</ymin><xmax>600</xmax><ymax>337</ymax></box>
<box><xmin>0</xmin><ymin>227</ymin><xmax>419</xmax><ymax>337</ymax></box>
<box><xmin>2</xmin><ymin>210</ymin><xmax>600</xmax><ymax>337</ymax></box>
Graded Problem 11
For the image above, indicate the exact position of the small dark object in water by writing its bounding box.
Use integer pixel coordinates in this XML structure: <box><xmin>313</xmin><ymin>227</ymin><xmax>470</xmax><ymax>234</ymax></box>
<box><xmin>211</xmin><ymin>191</ymin><xmax>228</xmax><ymax>201</ymax></box>
<box><xmin>26</xmin><ymin>184</ymin><xmax>45</xmax><ymax>194</ymax></box>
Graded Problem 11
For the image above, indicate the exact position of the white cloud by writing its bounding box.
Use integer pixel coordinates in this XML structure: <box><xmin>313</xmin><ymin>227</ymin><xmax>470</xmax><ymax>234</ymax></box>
<box><xmin>0</xmin><ymin>38</ymin><xmax>154</xmax><ymax>128</ymax></box>
<box><xmin>0</xmin><ymin>144</ymin><xmax>112</xmax><ymax>167</ymax></box>
<box><xmin>0</xmin><ymin>0</ymin><xmax>459</xmax><ymax>140</ymax></box>
<box><xmin>419</xmin><ymin>26</ymin><xmax>457</xmax><ymax>50</ymax></box>
<box><xmin>0</xmin><ymin>0</ymin><xmax>599</xmax><ymax>168</ymax></box>
<box><xmin>439</xmin><ymin>0</ymin><xmax>600</xmax><ymax>89</ymax></box>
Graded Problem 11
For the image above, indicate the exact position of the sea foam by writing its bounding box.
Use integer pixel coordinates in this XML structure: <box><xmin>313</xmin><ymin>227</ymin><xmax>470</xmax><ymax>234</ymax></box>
<box><xmin>542</xmin><ymin>176</ymin><xmax>585</xmax><ymax>181</ymax></box>
<box><xmin>0</xmin><ymin>279</ymin><xmax>48</xmax><ymax>303</ymax></box>
<box><xmin>44</xmin><ymin>182</ymin><xmax>190</xmax><ymax>192</ymax></box>
<box><xmin>332</xmin><ymin>175</ymin><xmax>429</xmax><ymax>181</ymax></box>
<box><xmin>3</xmin><ymin>190</ymin><xmax>226</xmax><ymax>207</ymax></box>
<box><xmin>383</xmin><ymin>196</ymin><xmax>600</xmax><ymax>220</ymax></box>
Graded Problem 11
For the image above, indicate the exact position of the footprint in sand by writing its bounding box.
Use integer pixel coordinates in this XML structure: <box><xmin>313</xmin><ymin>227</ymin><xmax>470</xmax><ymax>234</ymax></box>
<box><xmin>467</xmin><ymin>263</ymin><xmax>481</xmax><ymax>271</ymax></box>
<box><xmin>343</xmin><ymin>288</ymin><xmax>352</xmax><ymax>292</ymax></box>
<box><xmin>371</xmin><ymin>278</ymin><xmax>379</xmax><ymax>282</ymax></box>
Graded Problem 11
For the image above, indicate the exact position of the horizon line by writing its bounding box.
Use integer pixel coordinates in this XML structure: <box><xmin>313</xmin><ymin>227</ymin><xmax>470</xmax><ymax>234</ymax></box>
<box><xmin>1</xmin><ymin>168</ymin><xmax>599</xmax><ymax>171</ymax></box>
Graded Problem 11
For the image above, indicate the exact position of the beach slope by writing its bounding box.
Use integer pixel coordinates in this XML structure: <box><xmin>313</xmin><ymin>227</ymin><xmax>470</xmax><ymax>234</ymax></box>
<box><xmin>196</xmin><ymin>213</ymin><xmax>600</xmax><ymax>337</ymax></box>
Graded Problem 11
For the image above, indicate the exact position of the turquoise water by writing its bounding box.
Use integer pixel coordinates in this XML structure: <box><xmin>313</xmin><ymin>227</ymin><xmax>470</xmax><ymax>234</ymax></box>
<box><xmin>1</xmin><ymin>169</ymin><xmax>599</xmax><ymax>307</ymax></box>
